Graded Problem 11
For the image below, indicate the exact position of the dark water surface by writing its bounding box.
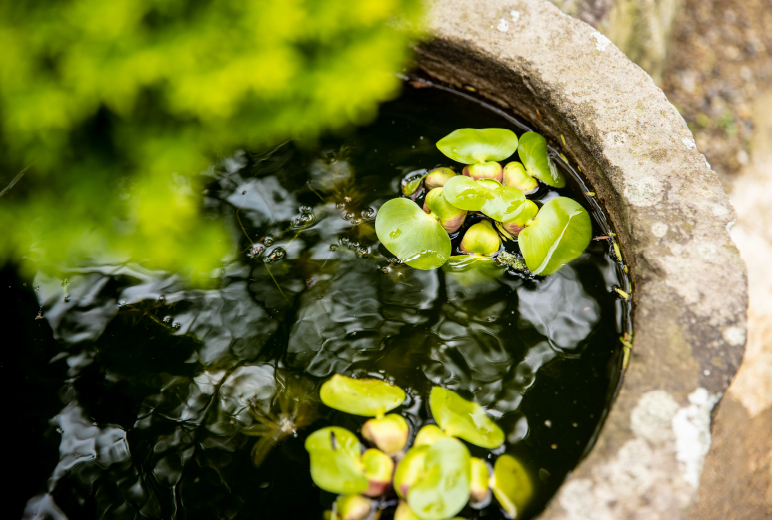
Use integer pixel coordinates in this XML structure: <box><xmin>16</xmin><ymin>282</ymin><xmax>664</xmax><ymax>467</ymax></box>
<box><xmin>4</xmin><ymin>83</ymin><xmax>629</xmax><ymax>520</ymax></box>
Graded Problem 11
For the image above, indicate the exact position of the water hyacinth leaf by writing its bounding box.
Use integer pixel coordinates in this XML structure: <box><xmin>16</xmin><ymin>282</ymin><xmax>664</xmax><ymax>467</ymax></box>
<box><xmin>335</xmin><ymin>494</ymin><xmax>374</xmax><ymax>520</ymax></box>
<box><xmin>518</xmin><ymin>197</ymin><xmax>591</xmax><ymax>276</ymax></box>
<box><xmin>437</xmin><ymin>128</ymin><xmax>518</xmax><ymax>164</ymax></box>
<box><xmin>394</xmin><ymin>445</ymin><xmax>429</xmax><ymax>499</ymax></box>
<box><xmin>406</xmin><ymin>438</ymin><xmax>471</xmax><ymax>520</ymax></box>
<box><xmin>489</xmin><ymin>454</ymin><xmax>533</xmax><ymax>518</ymax></box>
<box><xmin>497</xmin><ymin>200</ymin><xmax>539</xmax><ymax>240</ymax></box>
<box><xmin>517</xmin><ymin>132</ymin><xmax>565</xmax><ymax>188</ymax></box>
<box><xmin>443</xmin><ymin>175</ymin><xmax>493</xmax><ymax>211</ymax></box>
<box><xmin>429</xmin><ymin>387</ymin><xmax>504</xmax><ymax>449</ymax></box>
<box><xmin>503</xmin><ymin>161</ymin><xmax>539</xmax><ymax>193</ymax></box>
<box><xmin>480</xmin><ymin>185</ymin><xmax>526</xmax><ymax>222</ymax></box>
<box><xmin>402</xmin><ymin>174</ymin><xmax>427</xmax><ymax>197</ymax></box>
<box><xmin>305</xmin><ymin>427</ymin><xmax>368</xmax><ymax>495</ymax></box>
<box><xmin>413</xmin><ymin>424</ymin><xmax>451</xmax><ymax>447</ymax></box>
<box><xmin>361</xmin><ymin>448</ymin><xmax>395</xmax><ymax>497</ymax></box>
<box><xmin>463</xmin><ymin>161</ymin><xmax>503</xmax><ymax>182</ymax></box>
<box><xmin>361</xmin><ymin>413</ymin><xmax>410</xmax><ymax>456</ymax></box>
<box><xmin>320</xmin><ymin>374</ymin><xmax>406</xmax><ymax>417</ymax></box>
<box><xmin>425</xmin><ymin>167</ymin><xmax>457</xmax><ymax>190</ymax></box>
<box><xmin>469</xmin><ymin>458</ymin><xmax>492</xmax><ymax>505</ymax></box>
<box><xmin>424</xmin><ymin>188</ymin><xmax>467</xmax><ymax>234</ymax></box>
<box><xmin>375</xmin><ymin>198</ymin><xmax>451</xmax><ymax>270</ymax></box>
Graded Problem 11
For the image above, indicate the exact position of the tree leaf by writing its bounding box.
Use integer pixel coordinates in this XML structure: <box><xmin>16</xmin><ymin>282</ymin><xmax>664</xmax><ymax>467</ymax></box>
<box><xmin>437</xmin><ymin>129</ymin><xmax>518</xmax><ymax>164</ymax></box>
<box><xmin>320</xmin><ymin>374</ymin><xmax>406</xmax><ymax>417</ymax></box>
<box><xmin>407</xmin><ymin>438</ymin><xmax>471</xmax><ymax>520</ymax></box>
<box><xmin>375</xmin><ymin>198</ymin><xmax>451</xmax><ymax>270</ymax></box>
<box><xmin>305</xmin><ymin>427</ymin><xmax>368</xmax><ymax>495</ymax></box>
<box><xmin>429</xmin><ymin>387</ymin><xmax>504</xmax><ymax>449</ymax></box>
<box><xmin>518</xmin><ymin>197</ymin><xmax>591</xmax><ymax>276</ymax></box>
<box><xmin>442</xmin><ymin>176</ymin><xmax>493</xmax><ymax>211</ymax></box>
<box><xmin>489</xmin><ymin>454</ymin><xmax>533</xmax><ymax>518</ymax></box>
<box><xmin>517</xmin><ymin>132</ymin><xmax>565</xmax><ymax>188</ymax></box>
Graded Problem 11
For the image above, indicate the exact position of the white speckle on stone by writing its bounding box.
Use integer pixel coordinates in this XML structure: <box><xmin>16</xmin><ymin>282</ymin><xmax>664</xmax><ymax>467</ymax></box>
<box><xmin>672</xmin><ymin>388</ymin><xmax>721</xmax><ymax>488</ymax></box>
<box><xmin>726</xmin><ymin>219</ymin><xmax>736</xmax><ymax>232</ymax></box>
<box><xmin>722</xmin><ymin>326</ymin><xmax>746</xmax><ymax>346</ymax></box>
<box><xmin>682</xmin><ymin>137</ymin><xmax>696</xmax><ymax>149</ymax></box>
<box><xmin>497</xmin><ymin>18</ymin><xmax>509</xmax><ymax>32</ymax></box>
<box><xmin>624</xmin><ymin>177</ymin><xmax>663</xmax><ymax>207</ymax></box>
<box><xmin>698</xmin><ymin>242</ymin><xmax>718</xmax><ymax>260</ymax></box>
<box><xmin>711</xmin><ymin>203</ymin><xmax>730</xmax><ymax>218</ymax></box>
<box><xmin>703</xmin><ymin>155</ymin><xmax>711</xmax><ymax>168</ymax></box>
<box><xmin>704</xmin><ymin>369</ymin><xmax>711</xmax><ymax>376</ymax></box>
<box><xmin>510</xmin><ymin>10</ymin><xmax>520</xmax><ymax>22</ymax></box>
<box><xmin>631</xmin><ymin>391</ymin><xmax>680</xmax><ymax>443</ymax></box>
<box><xmin>591</xmin><ymin>31</ymin><xmax>612</xmax><ymax>51</ymax></box>
<box><xmin>651</xmin><ymin>222</ymin><xmax>669</xmax><ymax>238</ymax></box>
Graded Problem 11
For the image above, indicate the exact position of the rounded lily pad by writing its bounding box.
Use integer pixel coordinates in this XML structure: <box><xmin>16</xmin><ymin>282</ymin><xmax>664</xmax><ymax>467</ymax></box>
<box><xmin>437</xmin><ymin>128</ymin><xmax>518</xmax><ymax>164</ymax></box>
<box><xmin>305</xmin><ymin>427</ymin><xmax>368</xmax><ymax>495</ymax></box>
<box><xmin>320</xmin><ymin>374</ymin><xmax>406</xmax><ymax>417</ymax></box>
<box><xmin>489</xmin><ymin>454</ymin><xmax>533</xmax><ymax>518</ymax></box>
<box><xmin>518</xmin><ymin>197</ymin><xmax>591</xmax><ymax>276</ymax></box>
<box><xmin>517</xmin><ymin>132</ymin><xmax>565</xmax><ymax>188</ymax></box>
<box><xmin>443</xmin><ymin>175</ymin><xmax>493</xmax><ymax>211</ymax></box>
<box><xmin>407</xmin><ymin>438</ymin><xmax>471</xmax><ymax>520</ymax></box>
<box><xmin>429</xmin><ymin>387</ymin><xmax>504</xmax><ymax>449</ymax></box>
<box><xmin>375</xmin><ymin>198</ymin><xmax>451</xmax><ymax>270</ymax></box>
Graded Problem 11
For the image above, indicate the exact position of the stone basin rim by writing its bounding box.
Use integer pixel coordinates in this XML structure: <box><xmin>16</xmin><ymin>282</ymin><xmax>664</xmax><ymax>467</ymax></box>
<box><xmin>415</xmin><ymin>0</ymin><xmax>748</xmax><ymax>519</ymax></box>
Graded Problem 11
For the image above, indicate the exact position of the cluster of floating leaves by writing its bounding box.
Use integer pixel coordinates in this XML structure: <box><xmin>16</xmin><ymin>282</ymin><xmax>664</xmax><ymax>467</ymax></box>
<box><xmin>375</xmin><ymin>129</ymin><xmax>591</xmax><ymax>276</ymax></box>
<box><xmin>305</xmin><ymin>374</ymin><xmax>532</xmax><ymax>520</ymax></box>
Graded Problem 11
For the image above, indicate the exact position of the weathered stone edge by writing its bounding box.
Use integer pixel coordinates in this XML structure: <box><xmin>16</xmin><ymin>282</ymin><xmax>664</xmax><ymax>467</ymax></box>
<box><xmin>416</xmin><ymin>1</ymin><xmax>748</xmax><ymax>518</ymax></box>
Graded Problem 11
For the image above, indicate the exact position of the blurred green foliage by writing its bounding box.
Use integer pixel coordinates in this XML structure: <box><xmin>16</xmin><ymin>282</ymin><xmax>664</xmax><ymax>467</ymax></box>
<box><xmin>0</xmin><ymin>0</ymin><xmax>423</xmax><ymax>277</ymax></box>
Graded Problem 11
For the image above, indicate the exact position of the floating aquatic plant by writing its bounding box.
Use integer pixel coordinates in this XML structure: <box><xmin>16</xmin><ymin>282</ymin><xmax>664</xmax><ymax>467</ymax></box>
<box><xmin>306</xmin><ymin>374</ymin><xmax>532</xmax><ymax>520</ymax></box>
<box><xmin>375</xmin><ymin>128</ymin><xmax>590</xmax><ymax>276</ymax></box>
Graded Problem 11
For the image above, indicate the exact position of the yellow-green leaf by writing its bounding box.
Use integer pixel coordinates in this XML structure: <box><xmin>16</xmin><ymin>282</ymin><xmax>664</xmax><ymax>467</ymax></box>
<box><xmin>320</xmin><ymin>374</ymin><xmax>406</xmax><ymax>417</ymax></box>
<box><xmin>429</xmin><ymin>387</ymin><xmax>504</xmax><ymax>449</ymax></box>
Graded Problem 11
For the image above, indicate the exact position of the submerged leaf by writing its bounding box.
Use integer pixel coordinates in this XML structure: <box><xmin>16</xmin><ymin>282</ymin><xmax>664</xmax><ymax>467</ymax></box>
<box><xmin>375</xmin><ymin>198</ymin><xmax>451</xmax><ymax>270</ymax></box>
<box><xmin>517</xmin><ymin>132</ymin><xmax>565</xmax><ymax>188</ymax></box>
<box><xmin>518</xmin><ymin>197</ymin><xmax>591</xmax><ymax>276</ymax></box>
<box><xmin>320</xmin><ymin>374</ymin><xmax>406</xmax><ymax>417</ymax></box>
<box><xmin>407</xmin><ymin>438</ymin><xmax>471</xmax><ymax>520</ymax></box>
<box><xmin>305</xmin><ymin>427</ymin><xmax>368</xmax><ymax>495</ymax></box>
<box><xmin>429</xmin><ymin>387</ymin><xmax>504</xmax><ymax>449</ymax></box>
<box><xmin>489</xmin><ymin>455</ymin><xmax>533</xmax><ymax>518</ymax></box>
<box><xmin>437</xmin><ymin>129</ymin><xmax>518</xmax><ymax>164</ymax></box>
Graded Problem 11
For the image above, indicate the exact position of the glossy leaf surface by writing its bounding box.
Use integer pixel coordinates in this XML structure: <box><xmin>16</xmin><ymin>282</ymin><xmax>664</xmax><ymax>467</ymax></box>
<box><xmin>517</xmin><ymin>132</ymin><xmax>565</xmax><ymax>188</ymax></box>
<box><xmin>518</xmin><ymin>197</ymin><xmax>591</xmax><ymax>276</ymax></box>
<box><xmin>394</xmin><ymin>446</ymin><xmax>429</xmax><ymax>499</ymax></box>
<box><xmin>460</xmin><ymin>221</ymin><xmax>501</xmax><ymax>257</ymax></box>
<box><xmin>305</xmin><ymin>427</ymin><xmax>367</xmax><ymax>495</ymax></box>
<box><xmin>429</xmin><ymin>387</ymin><xmax>504</xmax><ymax>449</ymax></box>
<box><xmin>442</xmin><ymin>176</ymin><xmax>493</xmax><ymax>211</ymax></box>
<box><xmin>407</xmin><ymin>438</ymin><xmax>471</xmax><ymax>520</ymax></box>
<box><xmin>480</xmin><ymin>185</ymin><xmax>526</xmax><ymax>222</ymax></box>
<box><xmin>489</xmin><ymin>455</ymin><xmax>533</xmax><ymax>518</ymax></box>
<box><xmin>437</xmin><ymin>128</ymin><xmax>518</xmax><ymax>164</ymax></box>
<box><xmin>375</xmin><ymin>198</ymin><xmax>452</xmax><ymax>270</ymax></box>
<box><xmin>320</xmin><ymin>374</ymin><xmax>405</xmax><ymax>417</ymax></box>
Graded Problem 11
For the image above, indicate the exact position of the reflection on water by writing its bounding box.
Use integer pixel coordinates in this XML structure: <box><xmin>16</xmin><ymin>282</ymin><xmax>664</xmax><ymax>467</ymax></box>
<box><xmin>9</xmin><ymin>85</ymin><xmax>626</xmax><ymax>520</ymax></box>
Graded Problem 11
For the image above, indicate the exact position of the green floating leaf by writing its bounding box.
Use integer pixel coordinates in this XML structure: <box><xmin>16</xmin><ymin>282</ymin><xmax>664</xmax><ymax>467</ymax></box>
<box><xmin>490</xmin><ymin>454</ymin><xmax>533</xmax><ymax>518</ymax></box>
<box><xmin>394</xmin><ymin>445</ymin><xmax>429</xmax><ymax>499</ymax></box>
<box><xmin>518</xmin><ymin>197</ymin><xmax>591</xmax><ymax>276</ymax></box>
<box><xmin>320</xmin><ymin>374</ymin><xmax>406</xmax><ymax>417</ymax></box>
<box><xmin>444</xmin><ymin>176</ymin><xmax>525</xmax><ymax>222</ymax></box>
<box><xmin>305</xmin><ymin>427</ymin><xmax>367</xmax><ymax>495</ymax></box>
<box><xmin>403</xmin><ymin>174</ymin><xmax>427</xmax><ymax>197</ymax></box>
<box><xmin>437</xmin><ymin>129</ymin><xmax>518</xmax><ymax>164</ymax></box>
<box><xmin>469</xmin><ymin>457</ymin><xmax>491</xmax><ymax>504</ymax></box>
<box><xmin>460</xmin><ymin>221</ymin><xmax>501</xmax><ymax>257</ymax></box>
<box><xmin>517</xmin><ymin>132</ymin><xmax>565</xmax><ymax>188</ymax></box>
<box><xmin>407</xmin><ymin>438</ymin><xmax>471</xmax><ymax>520</ymax></box>
<box><xmin>375</xmin><ymin>198</ymin><xmax>451</xmax><ymax>270</ymax></box>
<box><xmin>443</xmin><ymin>176</ymin><xmax>493</xmax><ymax>212</ymax></box>
<box><xmin>429</xmin><ymin>387</ymin><xmax>504</xmax><ymax>449</ymax></box>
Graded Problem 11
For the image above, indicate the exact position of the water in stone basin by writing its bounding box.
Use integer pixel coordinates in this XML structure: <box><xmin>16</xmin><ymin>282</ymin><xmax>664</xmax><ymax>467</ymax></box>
<box><xmin>5</xmin><ymin>82</ymin><xmax>629</xmax><ymax>520</ymax></box>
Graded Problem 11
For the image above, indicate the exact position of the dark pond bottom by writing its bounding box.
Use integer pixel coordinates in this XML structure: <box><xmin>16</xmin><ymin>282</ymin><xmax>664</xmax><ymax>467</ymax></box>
<box><xmin>4</xmin><ymin>82</ymin><xmax>628</xmax><ymax>520</ymax></box>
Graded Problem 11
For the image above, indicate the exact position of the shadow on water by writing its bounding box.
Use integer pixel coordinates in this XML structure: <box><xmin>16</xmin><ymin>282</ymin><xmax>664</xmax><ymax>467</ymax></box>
<box><xmin>6</xmin><ymin>83</ymin><xmax>629</xmax><ymax>520</ymax></box>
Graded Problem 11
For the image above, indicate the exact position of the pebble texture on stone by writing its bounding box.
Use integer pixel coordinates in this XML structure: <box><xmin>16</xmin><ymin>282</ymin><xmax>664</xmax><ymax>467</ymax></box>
<box><xmin>417</xmin><ymin>1</ymin><xmax>748</xmax><ymax>518</ymax></box>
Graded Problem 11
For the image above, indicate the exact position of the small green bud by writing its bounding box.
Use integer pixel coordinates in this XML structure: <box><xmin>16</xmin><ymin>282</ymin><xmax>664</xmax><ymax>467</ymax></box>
<box><xmin>361</xmin><ymin>414</ymin><xmax>409</xmax><ymax>456</ymax></box>
<box><xmin>361</xmin><ymin>448</ymin><xmax>395</xmax><ymax>497</ymax></box>
<box><xmin>335</xmin><ymin>494</ymin><xmax>374</xmax><ymax>520</ymax></box>
<box><xmin>469</xmin><ymin>458</ymin><xmax>491</xmax><ymax>505</ymax></box>
<box><xmin>425</xmin><ymin>167</ymin><xmax>457</xmax><ymax>190</ymax></box>
<box><xmin>413</xmin><ymin>424</ymin><xmax>450</xmax><ymax>447</ymax></box>
<box><xmin>502</xmin><ymin>162</ymin><xmax>538</xmax><ymax>194</ymax></box>
<box><xmin>462</xmin><ymin>161</ymin><xmax>503</xmax><ymax>182</ymax></box>
<box><xmin>393</xmin><ymin>446</ymin><xmax>428</xmax><ymax>499</ymax></box>
<box><xmin>394</xmin><ymin>501</ymin><xmax>422</xmax><ymax>520</ymax></box>
<box><xmin>497</xmin><ymin>200</ymin><xmax>539</xmax><ymax>238</ymax></box>
<box><xmin>423</xmin><ymin>188</ymin><xmax>467</xmax><ymax>233</ymax></box>
<box><xmin>460</xmin><ymin>221</ymin><xmax>501</xmax><ymax>257</ymax></box>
